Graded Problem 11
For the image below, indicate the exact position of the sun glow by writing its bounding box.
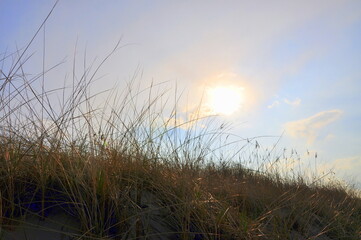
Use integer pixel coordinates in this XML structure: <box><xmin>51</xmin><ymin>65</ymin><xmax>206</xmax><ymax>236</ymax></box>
<box><xmin>206</xmin><ymin>86</ymin><xmax>243</xmax><ymax>115</ymax></box>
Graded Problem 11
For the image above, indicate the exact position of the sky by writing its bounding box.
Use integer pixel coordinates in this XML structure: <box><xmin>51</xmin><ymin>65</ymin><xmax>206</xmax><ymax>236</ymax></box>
<box><xmin>1</xmin><ymin>0</ymin><xmax>361</xmax><ymax>188</ymax></box>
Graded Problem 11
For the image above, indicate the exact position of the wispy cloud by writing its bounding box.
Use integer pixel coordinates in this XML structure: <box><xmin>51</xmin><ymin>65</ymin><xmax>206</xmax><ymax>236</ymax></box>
<box><xmin>267</xmin><ymin>100</ymin><xmax>280</xmax><ymax>109</ymax></box>
<box><xmin>284</xmin><ymin>98</ymin><xmax>301</xmax><ymax>106</ymax></box>
<box><xmin>268</xmin><ymin>97</ymin><xmax>301</xmax><ymax>108</ymax></box>
<box><xmin>285</xmin><ymin>109</ymin><xmax>342</xmax><ymax>143</ymax></box>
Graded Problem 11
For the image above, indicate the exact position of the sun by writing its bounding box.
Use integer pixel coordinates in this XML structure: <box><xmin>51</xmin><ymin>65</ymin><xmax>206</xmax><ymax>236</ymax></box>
<box><xmin>206</xmin><ymin>86</ymin><xmax>243</xmax><ymax>115</ymax></box>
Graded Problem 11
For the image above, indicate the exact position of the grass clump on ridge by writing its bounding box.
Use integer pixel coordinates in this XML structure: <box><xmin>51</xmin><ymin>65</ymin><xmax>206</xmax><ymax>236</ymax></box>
<box><xmin>1</xmin><ymin>11</ymin><xmax>361</xmax><ymax>240</ymax></box>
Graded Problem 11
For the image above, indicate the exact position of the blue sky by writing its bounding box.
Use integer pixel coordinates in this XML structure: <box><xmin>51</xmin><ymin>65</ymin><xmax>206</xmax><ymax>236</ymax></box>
<box><xmin>1</xmin><ymin>0</ymin><xmax>361</xmax><ymax>187</ymax></box>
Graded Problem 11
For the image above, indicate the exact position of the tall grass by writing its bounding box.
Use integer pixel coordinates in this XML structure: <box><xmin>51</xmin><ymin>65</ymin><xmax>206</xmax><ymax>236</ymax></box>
<box><xmin>1</xmin><ymin>6</ymin><xmax>361</xmax><ymax>240</ymax></box>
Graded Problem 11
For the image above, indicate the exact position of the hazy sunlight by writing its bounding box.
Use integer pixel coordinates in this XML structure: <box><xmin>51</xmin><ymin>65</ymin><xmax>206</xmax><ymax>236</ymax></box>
<box><xmin>206</xmin><ymin>86</ymin><xmax>243</xmax><ymax>115</ymax></box>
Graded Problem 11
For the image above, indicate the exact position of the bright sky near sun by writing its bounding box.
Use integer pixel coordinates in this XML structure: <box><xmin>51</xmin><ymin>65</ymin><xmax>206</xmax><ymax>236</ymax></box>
<box><xmin>1</xmin><ymin>1</ymin><xmax>361</xmax><ymax>188</ymax></box>
<box><xmin>206</xmin><ymin>86</ymin><xmax>244</xmax><ymax>115</ymax></box>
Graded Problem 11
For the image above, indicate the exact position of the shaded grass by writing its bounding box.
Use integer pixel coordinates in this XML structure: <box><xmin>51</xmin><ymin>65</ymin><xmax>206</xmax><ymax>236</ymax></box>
<box><xmin>1</xmin><ymin>136</ymin><xmax>360</xmax><ymax>239</ymax></box>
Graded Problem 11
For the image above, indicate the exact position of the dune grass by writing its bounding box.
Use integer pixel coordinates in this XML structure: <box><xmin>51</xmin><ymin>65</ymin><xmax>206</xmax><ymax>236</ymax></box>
<box><xmin>1</xmin><ymin>7</ymin><xmax>361</xmax><ymax>240</ymax></box>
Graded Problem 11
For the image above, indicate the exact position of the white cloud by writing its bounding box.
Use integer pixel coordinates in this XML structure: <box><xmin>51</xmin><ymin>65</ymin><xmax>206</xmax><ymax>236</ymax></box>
<box><xmin>268</xmin><ymin>100</ymin><xmax>280</xmax><ymax>109</ymax></box>
<box><xmin>285</xmin><ymin>109</ymin><xmax>342</xmax><ymax>143</ymax></box>
<box><xmin>267</xmin><ymin>97</ymin><xmax>301</xmax><ymax>109</ymax></box>
<box><xmin>284</xmin><ymin>98</ymin><xmax>301</xmax><ymax>106</ymax></box>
